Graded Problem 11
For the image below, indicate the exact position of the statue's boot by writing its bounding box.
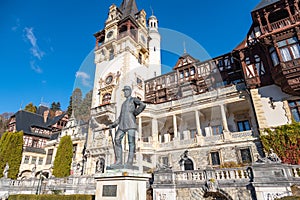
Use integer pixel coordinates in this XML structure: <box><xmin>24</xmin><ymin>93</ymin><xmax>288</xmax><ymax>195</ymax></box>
<box><xmin>114</xmin><ymin>145</ymin><xmax>123</xmax><ymax>165</ymax></box>
<box><xmin>126</xmin><ymin>151</ymin><xmax>134</xmax><ymax>166</ymax></box>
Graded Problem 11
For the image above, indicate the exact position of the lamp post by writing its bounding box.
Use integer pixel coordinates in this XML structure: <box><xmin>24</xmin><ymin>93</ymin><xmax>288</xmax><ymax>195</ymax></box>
<box><xmin>36</xmin><ymin>171</ymin><xmax>44</xmax><ymax>195</ymax></box>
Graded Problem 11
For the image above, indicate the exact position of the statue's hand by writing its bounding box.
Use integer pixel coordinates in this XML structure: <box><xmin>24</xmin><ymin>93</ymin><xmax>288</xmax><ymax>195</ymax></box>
<box><xmin>109</xmin><ymin>124</ymin><xmax>116</xmax><ymax>129</ymax></box>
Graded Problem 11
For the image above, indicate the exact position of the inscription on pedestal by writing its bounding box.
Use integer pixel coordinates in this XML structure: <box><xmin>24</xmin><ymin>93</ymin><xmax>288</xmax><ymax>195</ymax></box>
<box><xmin>102</xmin><ymin>185</ymin><xmax>117</xmax><ymax>197</ymax></box>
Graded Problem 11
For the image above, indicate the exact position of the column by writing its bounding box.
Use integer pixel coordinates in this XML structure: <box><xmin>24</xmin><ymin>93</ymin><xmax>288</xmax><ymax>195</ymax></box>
<box><xmin>256</xmin><ymin>12</ymin><xmax>264</xmax><ymax>34</ymax></box>
<box><xmin>195</xmin><ymin>110</ymin><xmax>202</xmax><ymax>135</ymax></box>
<box><xmin>152</xmin><ymin>118</ymin><xmax>159</xmax><ymax>144</ymax></box>
<box><xmin>195</xmin><ymin>110</ymin><xmax>204</xmax><ymax>146</ymax></box>
<box><xmin>220</xmin><ymin>104</ymin><xmax>229</xmax><ymax>132</ymax></box>
<box><xmin>173</xmin><ymin>114</ymin><xmax>178</xmax><ymax>139</ymax></box>
<box><xmin>220</xmin><ymin>104</ymin><xmax>231</xmax><ymax>141</ymax></box>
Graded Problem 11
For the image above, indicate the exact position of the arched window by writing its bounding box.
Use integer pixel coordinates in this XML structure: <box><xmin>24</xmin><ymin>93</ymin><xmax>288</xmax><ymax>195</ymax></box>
<box><xmin>96</xmin><ymin>158</ymin><xmax>105</xmax><ymax>173</ymax></box>
<box><xmin>179</xmin><ymin>150</ymin><xmax>194</xmax><ymax>170</ymax></box>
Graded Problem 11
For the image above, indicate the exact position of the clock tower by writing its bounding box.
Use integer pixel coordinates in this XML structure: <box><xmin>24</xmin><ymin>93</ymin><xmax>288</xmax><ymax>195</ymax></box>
<box><xmin>85</xmin><ymin>0</ymin><xmax>161</xmax><ymax>174</ymax></box>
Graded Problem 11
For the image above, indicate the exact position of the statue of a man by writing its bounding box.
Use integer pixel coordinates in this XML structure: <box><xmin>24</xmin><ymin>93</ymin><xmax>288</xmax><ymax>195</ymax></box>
<box><xmin>110</xmin><ymin>86</ymin><xmax>146</xmax><ymax>166</ymax></box>
<box><xmin>3</xmin><ymin>163</ymin><xmax>9</xmax><ymax>178</ymax></box>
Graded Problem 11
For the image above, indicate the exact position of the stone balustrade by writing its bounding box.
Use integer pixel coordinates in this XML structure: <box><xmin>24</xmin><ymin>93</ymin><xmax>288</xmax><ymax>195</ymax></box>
<box><xmin>174</xmin><ymin>167</ymin><xmax>250</xmax><ymax>183</ymax></box>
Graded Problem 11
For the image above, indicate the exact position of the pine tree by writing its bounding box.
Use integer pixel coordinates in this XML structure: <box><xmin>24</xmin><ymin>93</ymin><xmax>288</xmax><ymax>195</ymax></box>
<box><xmin>67</xmin><ymin>96</ymin><xmax>73</xmax><ymax>118</ymax></box>
<box><xmin>52</xmin><ymin>135</ymin><xmax>73</xmax><ymax>178</ymax></box>
<box><xmin>24</xmin><ymin>103</ymin><xmax>37</xmax><ymax>113</ymax></box>
<box><xmin>78</xmin><ymin>90</ymin><xmax>93</xmax><ymax>122</ymax></box>
<box><xmin>51</xmin><ymin>102</ymin><xmax>61</xmax><ymax>112</ymax></box>
<box><xmin>72</xmin><ymin>88</ymin><xmax>83</xmax><ymax>120</ymax></box>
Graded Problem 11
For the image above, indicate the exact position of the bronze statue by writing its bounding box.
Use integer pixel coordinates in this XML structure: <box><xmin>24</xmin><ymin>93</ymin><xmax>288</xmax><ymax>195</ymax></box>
<box><xmin>110</xmin><ymin>86</ymin><xmax>146</xmax><ymax>166</ymax></box>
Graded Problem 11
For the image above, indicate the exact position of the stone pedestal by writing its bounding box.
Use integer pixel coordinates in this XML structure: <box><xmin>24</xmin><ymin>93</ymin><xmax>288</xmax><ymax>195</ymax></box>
<box><xmin>95</xmin><ymin>169</ymin><xmax>151</xmax><ymax>200</ymax></box>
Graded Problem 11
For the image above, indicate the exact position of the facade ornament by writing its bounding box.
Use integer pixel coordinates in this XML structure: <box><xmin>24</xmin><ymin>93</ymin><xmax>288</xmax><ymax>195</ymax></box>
<box><xmin>203</xmin><ymin>170</ymin><xmax>219</xmax><ymax>193</ymax></box>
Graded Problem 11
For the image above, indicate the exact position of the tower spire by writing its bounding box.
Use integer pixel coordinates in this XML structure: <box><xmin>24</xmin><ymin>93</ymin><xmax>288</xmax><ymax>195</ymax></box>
<box><xmin>119</xmin><ymin>0</ymin><xmax>138</xmax><ymax>18</ymax></box>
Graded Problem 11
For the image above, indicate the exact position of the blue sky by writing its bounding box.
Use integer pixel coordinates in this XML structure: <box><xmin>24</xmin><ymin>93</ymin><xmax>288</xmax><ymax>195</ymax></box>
<box><xmin>0</xmin><ymin>0</ymin><xmax>260</xmax><ymax>114</ymax></box>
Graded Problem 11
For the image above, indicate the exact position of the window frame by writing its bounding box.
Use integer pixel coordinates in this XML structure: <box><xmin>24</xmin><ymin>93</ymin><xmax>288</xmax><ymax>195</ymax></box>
<box><xmin>288</xmin><ymin>100</ymin><xmax>300</xmax><ymax>122</ymax></box>
<box><xmin>210</xmin><ymin>151</ymin><xmax>221</xmax><ymax>166</ymax></box>
<box><xmin>277</xmin><ymin>37</ymin><xmax>300</xmax><ymax>62</ymax></box>
<box><xmin>239</xmin><ymin>147</ymin><xmax>253</xmax><ymax>164</ymax></box>
<box><xmin>237</xmin><ymin>120</ymin><xmax>251</xmax><ymax>132</ymax></box>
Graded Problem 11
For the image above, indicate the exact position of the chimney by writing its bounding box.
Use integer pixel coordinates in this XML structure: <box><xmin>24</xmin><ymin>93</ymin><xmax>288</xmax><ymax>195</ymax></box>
<box><xmin>43</xmin><ymin>110</ymin><xmax>49</xmax><ymax>123</ymax></box>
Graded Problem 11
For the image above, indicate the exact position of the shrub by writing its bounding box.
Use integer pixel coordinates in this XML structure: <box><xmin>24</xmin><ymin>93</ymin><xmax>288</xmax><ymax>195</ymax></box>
<box><xmin>52</xmin><ymin>136</ymin><xmax>73</xmax><ymax>178</ymax></box>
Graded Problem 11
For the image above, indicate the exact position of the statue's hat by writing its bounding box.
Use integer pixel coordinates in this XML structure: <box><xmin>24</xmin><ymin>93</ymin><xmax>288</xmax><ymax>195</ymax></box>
<box><xmin>122</xmin><ymin>85</ymin><xmax>131</xmax><ymax>91</ymax></box>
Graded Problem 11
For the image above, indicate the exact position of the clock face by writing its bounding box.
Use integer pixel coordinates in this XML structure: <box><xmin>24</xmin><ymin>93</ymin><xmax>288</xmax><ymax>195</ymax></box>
<box><xmin>106</xmin><ymin>75</ymin><xmax>113</xmax><ymax>84</ymax></box>
<box><xmin>107</xmin><ymin>31</ymin><xmax>114</xmax><ymax>38</ymax></box>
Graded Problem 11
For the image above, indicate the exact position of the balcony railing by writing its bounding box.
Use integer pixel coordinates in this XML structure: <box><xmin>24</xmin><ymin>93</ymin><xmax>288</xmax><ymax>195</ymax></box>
<box><xmin>91</xmin><ymin>103</ymin><xmax>115</xmax><ymax>116</ymax></box>
<box><xmin>262</xmin><ymin>13</ymin><xmax>300</xmax><ymax>33</ymax></box>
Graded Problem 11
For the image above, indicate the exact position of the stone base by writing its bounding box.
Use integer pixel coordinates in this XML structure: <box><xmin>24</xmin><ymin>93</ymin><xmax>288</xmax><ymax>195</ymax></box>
<box><xmin>95</xmin><ymin>170</ymin><xmax>151</xmax><ymax>200</ymax></box>
<box><xmin>106</xmin><ymin>164</ymin><xmax>139</xmax><ymax>171</ymax></box>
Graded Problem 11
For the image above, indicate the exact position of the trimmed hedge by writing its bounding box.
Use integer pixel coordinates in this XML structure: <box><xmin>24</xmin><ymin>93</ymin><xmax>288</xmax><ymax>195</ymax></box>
<box><xmin>52</xmin><ymin>135</ymin><xmax>73</xmax><ymax>178</ymax></box>
<box><xmin>8</xmin><ymin>194</ymin><xmax>94</xmax><ymax>200</ymax></box>
<box><xmin>0</xmin><ymin>131</ymin><xmax>23</xmax><ymax>179</ymax></box>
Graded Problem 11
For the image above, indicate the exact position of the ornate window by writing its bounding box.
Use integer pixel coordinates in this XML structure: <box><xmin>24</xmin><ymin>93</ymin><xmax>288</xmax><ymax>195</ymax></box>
<box><xmin>277</xmin><ymin>37</ymin><xmax>300</xmax><ymax>62</ymax></box>
<box><xmin>288</xmin><ymin>100</ymin><xmax>300</xmax><ymax>122</ymax></box>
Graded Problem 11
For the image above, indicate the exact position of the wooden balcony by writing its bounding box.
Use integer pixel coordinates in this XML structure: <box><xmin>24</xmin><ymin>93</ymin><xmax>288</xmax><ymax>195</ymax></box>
<box><xmin>272</xmin><ymin>58</ymin><xmax>300</xmax><ymax>95</ymax></box>
<box><xmin>262</xmin><ymin>13</ymin><xmax>300</xmax><ymax>33</ymax></box>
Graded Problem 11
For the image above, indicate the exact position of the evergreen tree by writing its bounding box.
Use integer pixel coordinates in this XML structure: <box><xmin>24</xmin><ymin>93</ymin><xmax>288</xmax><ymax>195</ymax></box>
<box><xmin>66</xmin><ymin>96</ymin><xmax>73</xmax><ymax>118</ymax></box>
<box><xmin>0</xmin><ymin>131</ymin><xmax>23</xmax><ymax>179</ymax></box>
<box><xmin>52</xmin><ymin>135</ymin><xmax>73</xmax><ymax>178</ymax></box>
<box><xmin>72</xmin><ymin>88</ymin><xmax>83</xmax><ymax>120</ymax></box>
<box><xmin>7</xmin><ymin>131</ymin><xmax>23</xmax><ymax>179</ymax></box>
<box><xmin>78</xmin><ymin>90</ymin><xmax>93</xmax><ymax>122</ymax></box>
<box><xmin>24</xmin><ymin>102</ymin><xmax>37</xmax><ymax>113</ymax></box>
<box><xmin>50</xmin><ymin>102</ymin><xmax>61</xmax><ymax>112</ymax></box>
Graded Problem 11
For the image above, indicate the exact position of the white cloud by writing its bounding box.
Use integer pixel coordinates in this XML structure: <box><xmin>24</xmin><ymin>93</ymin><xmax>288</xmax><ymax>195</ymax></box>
<box><xmin>30</xmin><ymin>61</ymin><xmax>43</xmax><ymax>74</ymax></box>
<box><xmin>24</xmin><ymin>27</ymin><xmax>44</xmax><ymax>60</ymax></box>
<box><xmin>76</xmin><ymin>71</ymin><xmax>91</xmax><ymax>87</ymax></box>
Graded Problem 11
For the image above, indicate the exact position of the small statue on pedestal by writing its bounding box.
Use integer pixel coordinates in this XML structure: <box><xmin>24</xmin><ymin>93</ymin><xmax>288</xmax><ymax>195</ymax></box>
<box><xmin>3</xmin><ymin>163</ymin><xmax>9</xmax><ymax>178</ymax></box>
